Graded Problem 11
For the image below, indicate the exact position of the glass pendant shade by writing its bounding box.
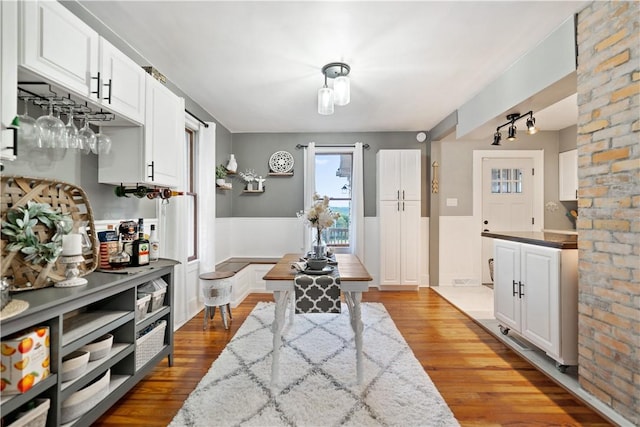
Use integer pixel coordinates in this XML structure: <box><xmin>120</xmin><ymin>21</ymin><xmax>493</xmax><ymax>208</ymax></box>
<box><xmin>333</xmin><ymin>75</ymin><xmax>350</xmax><ymax>106</ymax></box>
<box><xmin>318</xmin><ymin>86</ymin><xmax>334</xmax><ymax>115</ymax></box>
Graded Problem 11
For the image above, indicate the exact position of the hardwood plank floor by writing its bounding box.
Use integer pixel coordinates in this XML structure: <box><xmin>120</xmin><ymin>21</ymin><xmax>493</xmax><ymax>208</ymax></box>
<box><xmin>95</xmin><ymin>289</ymin><xmax>610</xmax><ymax>426</ymax></box>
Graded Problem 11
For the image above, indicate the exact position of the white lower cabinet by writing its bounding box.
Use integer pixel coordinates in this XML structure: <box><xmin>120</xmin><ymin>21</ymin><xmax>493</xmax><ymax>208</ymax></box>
<box><xmin>493</xmin><ymin>239</ymin><xmax>578</xmax><ymax>370</ymax></box>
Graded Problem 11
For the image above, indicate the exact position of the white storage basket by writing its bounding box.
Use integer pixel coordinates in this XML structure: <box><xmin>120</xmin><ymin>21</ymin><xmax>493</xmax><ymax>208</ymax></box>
<box><xmin>135</xmin><ymin>320</ymin><xmax>167</xmax><ymax>370</ymax></box>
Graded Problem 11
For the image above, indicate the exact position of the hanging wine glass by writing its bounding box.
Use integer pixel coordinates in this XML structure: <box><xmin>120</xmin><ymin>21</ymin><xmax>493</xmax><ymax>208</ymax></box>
<box><xmin>77</xmin><ymin>117</ymin><xmax>96</xmax><ymax>155</ymax></box>
<box><xmin>54</xmin><ymin>109</ymin><xmax>69</xmax><ymax>149</ymax></box>
<box><xmin>36</xmin><ymin>100</ymin><xmax>64</xmax><ymax>148</ymax></box>
<box><xmin>63</xmin><ymin>110</ymin><xmax>80</xmax><ymax>150</ymax></box>
<box><xmin>94</xmin><ymin>129</ymin><xmax>112</xmax><ymax>155</ymax></box>
<box><xmin>17</xmin><ymin>98</ymin><xmax>39</xmax><ymax>147</ymax></box>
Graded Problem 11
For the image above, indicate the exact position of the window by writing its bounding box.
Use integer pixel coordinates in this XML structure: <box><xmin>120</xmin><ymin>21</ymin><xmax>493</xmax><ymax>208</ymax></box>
<box><xmin>315</xmin><ymin>153</ymin><xmax>352</xmax><ymax>248</ymax></box>
<box><xmin>185</xmin><ymin>128</ymin><xmax>198</xmax><ymax>261</ymax></box>
<box><xmin>491</xmin><ymin>168</ymin><xmax>523</xmax><ymax>194</ymax></box>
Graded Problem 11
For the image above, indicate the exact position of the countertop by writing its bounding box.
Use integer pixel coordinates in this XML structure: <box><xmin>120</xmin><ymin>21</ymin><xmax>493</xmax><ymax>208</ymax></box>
<box><xmin>481</xmin><ymin>231</ymin><xmax>578</xmax><ymax>249</ymax></box>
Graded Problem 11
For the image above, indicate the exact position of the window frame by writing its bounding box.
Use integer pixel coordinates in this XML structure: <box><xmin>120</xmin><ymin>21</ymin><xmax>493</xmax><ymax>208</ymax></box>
<box><xmin>184</xmin><ymin>126</ymin><xmax>198</xmax><ymax>262</ymax></box>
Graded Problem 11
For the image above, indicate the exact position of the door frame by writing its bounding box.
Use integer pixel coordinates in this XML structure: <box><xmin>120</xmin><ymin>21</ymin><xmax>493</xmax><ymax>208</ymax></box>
<box><xmin>473</xmin><ymin>150</ymin><xmax>544</xmax><ymax>283</ymax></box>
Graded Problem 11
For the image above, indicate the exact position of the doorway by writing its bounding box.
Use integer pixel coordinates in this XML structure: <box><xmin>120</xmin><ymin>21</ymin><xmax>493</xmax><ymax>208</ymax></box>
<box><xmin>481</xmin><ymin>157</ymin><xmax>535</xmax><ymax>283</ymax></box>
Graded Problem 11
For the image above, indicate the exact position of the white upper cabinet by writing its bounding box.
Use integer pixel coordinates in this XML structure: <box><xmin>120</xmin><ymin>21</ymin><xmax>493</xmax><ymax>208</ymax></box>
<box><xmin>19</xmin><ymin>1</ymin><xmax>145</xmax><ymax>125</ymax></box>
<box><xmin>378</xmin><ymin>150</ymin><xmax>421</xmax><ymax>201</ymax></box>
<box><xmin>1</xmin><ymin>0</ymin><xmax>18</xmax><ymax>161</ymax></box>
<box><xmin>99</xmin><ymin>75</ymin><xmax>184</xmax><ymax>188</ymax></box>
<box><xmin>98</xmin><ymin>38</ymin><xmax>146</xmax><ymax>124</ymax></box>
<box><xmin>19</xmin><ymin>0</ymin><xmax>98</xmax><ymax>97</ymax></box>
<box><xmin>559</xmin><ymin>149</ymin><xmax>578</xmax><ymax>201</ymax></box>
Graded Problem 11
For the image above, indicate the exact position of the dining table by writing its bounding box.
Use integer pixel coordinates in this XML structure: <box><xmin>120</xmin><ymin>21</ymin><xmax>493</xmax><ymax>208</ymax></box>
<box><xmin>263</xmin><ymin>253</ymin><xmax>373</xmax><ymax>386</ymax></box>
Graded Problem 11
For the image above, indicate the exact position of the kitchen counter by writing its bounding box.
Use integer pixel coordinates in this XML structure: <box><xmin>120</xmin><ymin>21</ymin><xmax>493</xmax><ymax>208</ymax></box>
<box><xmin>481</xmin><ymin>231</ymin><xmax>577</xmax><ymax>249</ymax></box>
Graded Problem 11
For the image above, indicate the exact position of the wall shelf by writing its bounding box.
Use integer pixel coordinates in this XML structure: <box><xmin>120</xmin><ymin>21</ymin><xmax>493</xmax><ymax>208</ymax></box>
<box><xmin>242</xmin><ymin>189</ymin><xmax>264</xmax><ymax>194</ymax></box>
<box><xmin>268</xmin><ymin>172</ymin><xmax>294</xmax><ymax>176</ymax></box>
<box><xmin>216</xmin><ymin>185</ymin><xmax>232</xmax><ymax>191</ymax></box>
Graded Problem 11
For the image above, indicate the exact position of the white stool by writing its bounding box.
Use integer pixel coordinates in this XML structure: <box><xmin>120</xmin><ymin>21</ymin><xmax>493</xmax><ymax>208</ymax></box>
<box><xmin>200</xmin><ymin>271</ymin><xmax>234</xmax><ymax>330</ymax></box>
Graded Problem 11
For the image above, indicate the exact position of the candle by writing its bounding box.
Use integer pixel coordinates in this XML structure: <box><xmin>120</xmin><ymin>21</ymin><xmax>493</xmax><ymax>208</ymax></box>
<box><xmin>62</xmin><ymin>233</ymin><xmax>82</xmax><ymax>256</ymax></box>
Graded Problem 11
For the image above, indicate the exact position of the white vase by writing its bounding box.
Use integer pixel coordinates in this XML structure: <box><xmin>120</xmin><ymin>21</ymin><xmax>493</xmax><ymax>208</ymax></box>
<box><xmin>226</xmin><ymin>154</ymin><xmax>237</xmax><ymax>173</ymax></box>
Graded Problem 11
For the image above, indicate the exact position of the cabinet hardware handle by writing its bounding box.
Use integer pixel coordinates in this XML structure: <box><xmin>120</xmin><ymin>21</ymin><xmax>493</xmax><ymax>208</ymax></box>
<box><xmin>519</xmin><ymin>281</ymin><xmax>524</xmax><ymax>298</ymax></box>
<box><xmin>402</xmin><ymin>190</ymin><xmax>405</xmax><ymax>200</ymax></box>
<box><xmin>91</xmin><ymin>72</ymin><xmax>101</xmax><ymax>99</ymax></box>
<box><xmin>512</xmin><ymin>280</ymin><xmax>518</xmax><ymax>296</ymax></box>
<box><xmin>402</xmin><ymin>201</ymin><xmax>405</xmax><ymax>211</ymax></box>
<box><xmin>148</xmin><ymin>161</ymin><xmax>155</xmax><ymax>181</ymax></box>
<box><xmin>103</xmin><ymin>78</ymin><xmax>112</xmax><ymax>104</ymax></box>
<box><xmin>2</xmin><ymin>127</ymin><xmax>19</xmax><ymax>159</ymax></box>
<box><xmin>483</xmin><ymin>229</ymin><xmax>489</xmax><ymax>232</ymax></box>
<box><xmin>575</xmin><ymin>189</ymin><xmax>578</xmax><ymax>199</ymax></box>
<box><xmin>397</xmin><ymin>190</ymin><xmax>400</xmax><ymax>200</ymax></box>
<box><xmin>397</xmin><ymin>201</ymin><xmax>400</xmax><ymax>211</ymax></box>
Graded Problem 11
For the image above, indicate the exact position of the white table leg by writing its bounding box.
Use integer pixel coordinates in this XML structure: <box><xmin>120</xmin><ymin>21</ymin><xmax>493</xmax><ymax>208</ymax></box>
<box><xmin>271</xmin><ymin>289</ymin><xmax>290</xmax><ymax>387</ymax></box>
<box><xmin>344</xmin><ymin>291</ymin><xmax>363</xmax><ymax>384</ymax></box>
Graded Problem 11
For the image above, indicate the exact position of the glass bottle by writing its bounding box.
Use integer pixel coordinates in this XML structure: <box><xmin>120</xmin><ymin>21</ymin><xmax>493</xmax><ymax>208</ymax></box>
<box><xmin>149</xmin><ymin>224</ymin><xmax>159</xmax><ymax>262</ymax></box>
<box><xmin>131</xmin><ymin>218</ymin><xmax>150</xmax><ymax>266</ymax></box>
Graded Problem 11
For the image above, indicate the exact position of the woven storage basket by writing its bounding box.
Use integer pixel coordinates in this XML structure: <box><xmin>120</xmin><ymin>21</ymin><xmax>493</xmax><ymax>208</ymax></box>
<box><xmin>136</xmin><ymin>320</ymin><xmax>167</xmax><ymax>370</ymax></box>
<box><xmin>1</xmin><ymin>176</ymin><xmax>98</xmax><ymax>291</ymax></box>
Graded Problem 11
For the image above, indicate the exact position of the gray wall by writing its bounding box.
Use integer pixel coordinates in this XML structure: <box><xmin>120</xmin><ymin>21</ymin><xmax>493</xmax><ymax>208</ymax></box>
<box><xmin>559</xmin><ymin>125</ymin><xmax>577</xmax><ymax>152</ymax></box>
<box><xmin>224</xmin><ymin>132</ymin><xmax>428</xmax><ymax>218</ymax></box>
<box><xmin>435</xmin><ymin>130</ymin><xmax>576</xmax><ymax>230</ymax></box>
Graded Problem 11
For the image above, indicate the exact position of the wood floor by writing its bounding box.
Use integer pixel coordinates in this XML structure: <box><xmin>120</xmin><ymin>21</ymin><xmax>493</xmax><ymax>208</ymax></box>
<box><xmin>95</xmin><ymin>289</ymin><xmax>610</xmax><ymax>426</ymax></box>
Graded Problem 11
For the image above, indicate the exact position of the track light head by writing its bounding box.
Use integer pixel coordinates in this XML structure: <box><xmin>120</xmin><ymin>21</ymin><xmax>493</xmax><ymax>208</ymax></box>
<box><xmin>507</xmin><ymin>125</ymin><xmax>517</xmax><ymax>141</ymax></box>
<box><xmin>526</xmin><ymin>115</ymin><xmax>538</xmax><ymax>134</ymax></box>
<box><xmin>492</xmin><ymin>131</ymin><xmax>502</xmax><ymax>146</ymax></box>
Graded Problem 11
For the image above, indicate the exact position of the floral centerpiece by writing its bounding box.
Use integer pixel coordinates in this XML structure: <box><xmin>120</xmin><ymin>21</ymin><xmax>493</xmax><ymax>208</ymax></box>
<box><xmin>297</xmin><ymin>193</ymin><xmax>340</xmax><ymax>258</ymax></box>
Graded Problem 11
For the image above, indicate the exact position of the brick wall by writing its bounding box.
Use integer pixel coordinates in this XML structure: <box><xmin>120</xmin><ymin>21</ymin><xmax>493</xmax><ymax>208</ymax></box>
<box><xmin>576</xmin><ymin>1</ymin><xmax>639</xmax><ymax>424</ymax></box>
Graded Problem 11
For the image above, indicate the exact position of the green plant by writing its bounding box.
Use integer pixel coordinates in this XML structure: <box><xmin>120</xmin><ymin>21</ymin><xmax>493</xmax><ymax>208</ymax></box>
<box><xmin>216</xmin><ymin>164</ymin><xmax>228</xmax><ymax>179</ymax></box>
<box><xmin>1</xmin><ymin>201</ymin><xmax>73</xmax><ymax>264</ymax></box>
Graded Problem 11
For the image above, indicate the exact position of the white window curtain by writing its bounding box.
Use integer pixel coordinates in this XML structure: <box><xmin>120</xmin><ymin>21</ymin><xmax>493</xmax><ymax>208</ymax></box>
<box><xmin>303</xmin><ymin>142</ymin><xmax>364</xmax><ymax>260</ymax></box>
<box><xmin>302</xmin><ymin>142</ymin><xmax>316</xmax><ymax>252</ymax></box>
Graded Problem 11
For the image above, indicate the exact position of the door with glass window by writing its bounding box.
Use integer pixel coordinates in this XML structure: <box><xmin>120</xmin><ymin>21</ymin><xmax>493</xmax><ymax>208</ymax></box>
<box><xmin>482</xmin><ymin>158</ymin><xmax>534</xmax><ymax>283</ymax></box>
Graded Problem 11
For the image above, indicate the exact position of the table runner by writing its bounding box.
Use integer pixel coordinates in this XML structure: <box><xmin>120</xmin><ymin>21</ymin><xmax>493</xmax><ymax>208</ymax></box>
<box><xmin>294</xmin><ymin>270</ymin><xmax>341</xmax><ymax>313</ymax></box>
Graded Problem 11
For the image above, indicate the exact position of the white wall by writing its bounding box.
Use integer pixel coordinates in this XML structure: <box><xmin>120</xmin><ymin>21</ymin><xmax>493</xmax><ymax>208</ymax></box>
<box><xmin>215</xmin><ymin>216</ymin><xmax>430</xmax><ymax>289</ymax></box>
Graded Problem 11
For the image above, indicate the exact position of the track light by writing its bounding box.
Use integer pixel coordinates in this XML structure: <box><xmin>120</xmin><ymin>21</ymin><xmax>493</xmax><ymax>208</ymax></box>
<box><xmin>492</xmin><ymin>131</ymin><xmax>502</xmax><ymax>146</ymax></box>
<box><xmin>490</xmin><ymin>111</ymin><xmax>538</xmax><ymax>145</ymax></box>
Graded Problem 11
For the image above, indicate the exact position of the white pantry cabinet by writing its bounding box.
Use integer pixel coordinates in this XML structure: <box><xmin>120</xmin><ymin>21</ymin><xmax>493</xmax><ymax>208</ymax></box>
<box><xmin>19</xmin><ymin>0</ymin><xmax>145</xmax><ymax>124</ymax></box>
<box><xmin>99</xmin><ymin>75</ymin><xmax>184</xmax><ymax>188</ymax></box>
<box><xmin>377</xmin><ymin>150</ymin><xmax>421</xmax><ymax>288</ymax></box>
<box><xmin>493</xmin><ymin>239</ymin><xmax>578</xmax><ymax>370</ymax></box>
<box><xmin>559</xmin><ymin>149</ymin><xmax>578</xmax><ymax>201</ymax></box>
<box><xmin>1</xmin><ymin>0</ymin><xmax>18</xmax><ymax>162</ymax></box>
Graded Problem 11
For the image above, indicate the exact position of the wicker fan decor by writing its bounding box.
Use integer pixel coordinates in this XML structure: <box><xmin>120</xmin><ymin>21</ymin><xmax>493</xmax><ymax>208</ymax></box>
<box><xmin>1</xmin><ymin>176</ymin><xmax>98</xmax><ymax>291</ymax></box>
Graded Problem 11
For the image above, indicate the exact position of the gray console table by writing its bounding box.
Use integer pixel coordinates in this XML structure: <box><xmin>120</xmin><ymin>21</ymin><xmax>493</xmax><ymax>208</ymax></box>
<box><xmin>0</xmin><ymin>259</ymin><xmax>177</xmax><ymax>426</ymax></box>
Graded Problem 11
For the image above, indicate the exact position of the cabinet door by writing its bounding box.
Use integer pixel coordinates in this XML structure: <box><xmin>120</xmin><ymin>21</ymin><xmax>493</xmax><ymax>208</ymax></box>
<box><xmin>559</xmin><ymin>149</ymin><xmax>578</xmax><ymax>201</ymax></box>
<box><xmin>99</xmin><ymin>38</ymin><xmax>146</xmax><ymax>124</ymax></box>
<box><xmin>1</xmin><ymin>0</ymin><xmax>18</xmax><ymax>161</ymax></box>
<box><xmin>400</xmin><ymin>150</ymin><xmax>421</xmax><ymax>201</ymax></box>
<box><xmin>145</xmin><ymin>75</ymin><xmax>183</xmax><ymax>187</ymax></box>
<box><xmin>400</xmin><ymin>200</ymin><xmax>421</xmax><ymax>285</ymax></box>
<box><xmin>377</xmin><ymin>150</ymin><xmax>401</xmax><ymax>201</ymax></box>
<box><xmin>493</xmin><ymin>240</ymin><xmax>521</xmax><ymax>331</ymax></box>
<box><xmin>521</xmin><ymin>244</ymin><xmax>560</xmax><ymax>356</ymax></box>
<box><xmin>19</xmin><ymin>0</ymin><xmax>98</xmax><ymax>97</ymax></box>
<box><xmin>379</xmin><ymin>200</ymin><xmax>401</xmax><ymax>286</ymax></box>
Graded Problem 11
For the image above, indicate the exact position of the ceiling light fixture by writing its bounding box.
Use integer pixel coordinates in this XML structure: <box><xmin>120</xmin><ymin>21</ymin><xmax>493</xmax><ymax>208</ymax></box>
<box><xmin>318</xmin><ymin>62</ymin><xmax>350</xmax><ymax>115</ymax></box>
<box><xmin>490</xmin><ymin>111</ymin><xmax>538</xmax><ymax>146</ymax></box>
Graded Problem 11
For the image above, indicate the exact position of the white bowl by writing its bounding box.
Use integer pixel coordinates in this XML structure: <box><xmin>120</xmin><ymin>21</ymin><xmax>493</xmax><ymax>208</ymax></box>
<box><xmin>61</xmin><ymin>369</ymin><xmax>110</xmax><ymax>424</ymax></box>
<box><xmin>61</xmin><ymin>350</ymin><xmax>90</xmax><ymax>382</ymax></box>
<box><xmin>80</xmin><ymin>334</ymin><xmax>113</xmax><ymax>361</ymax></box>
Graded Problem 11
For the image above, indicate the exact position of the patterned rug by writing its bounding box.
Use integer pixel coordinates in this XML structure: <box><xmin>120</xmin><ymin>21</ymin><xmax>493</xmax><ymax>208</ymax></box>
<box><xmin>170</xmin><ymin>302</ymin><xmax>459</xmax><ymax>427</ymax></box>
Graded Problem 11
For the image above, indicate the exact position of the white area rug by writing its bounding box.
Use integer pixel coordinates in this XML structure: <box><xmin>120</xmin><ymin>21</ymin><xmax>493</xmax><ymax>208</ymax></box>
<box><xmin>170</xmin><ymin>302</ymin><xmax>459</xmax><ymax>427</ymax></box>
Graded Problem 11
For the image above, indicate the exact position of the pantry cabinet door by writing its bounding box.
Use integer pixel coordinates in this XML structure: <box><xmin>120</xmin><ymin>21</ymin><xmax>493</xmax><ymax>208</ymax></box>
<box><xmin>20</xmin><ymin>0</ymin><xmax>98</xmax><ymax>97</ymax></box>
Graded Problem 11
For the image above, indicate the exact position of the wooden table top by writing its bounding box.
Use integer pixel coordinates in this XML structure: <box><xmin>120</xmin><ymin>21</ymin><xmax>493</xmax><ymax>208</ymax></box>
<box><xmin>263</xmin><ymin>253</ymin><xmax>372</xmax><ymax>282</ymax></box>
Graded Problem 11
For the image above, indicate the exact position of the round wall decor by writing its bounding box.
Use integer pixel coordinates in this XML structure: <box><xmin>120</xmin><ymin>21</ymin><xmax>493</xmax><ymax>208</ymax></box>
<box><xmin>269</xmin><ymin>151</ymin><xmax>294</xmax><ymax>173</ymax></box>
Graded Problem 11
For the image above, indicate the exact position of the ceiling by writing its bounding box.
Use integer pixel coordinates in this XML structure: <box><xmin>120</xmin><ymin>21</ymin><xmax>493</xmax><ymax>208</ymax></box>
<box><xmin>71</xmin><ymin>1</ymin><xmax>584</xmax><ymax>136</ymax></box>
